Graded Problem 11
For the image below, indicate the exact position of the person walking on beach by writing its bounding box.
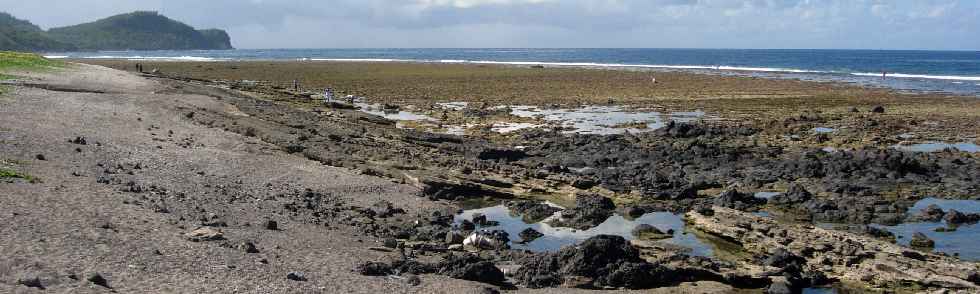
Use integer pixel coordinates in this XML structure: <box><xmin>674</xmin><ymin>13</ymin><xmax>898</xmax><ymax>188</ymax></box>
<box><xmin>323</xmin><ymin>88</ymin><xmax>334</xmax><ymax>104</ymax></box>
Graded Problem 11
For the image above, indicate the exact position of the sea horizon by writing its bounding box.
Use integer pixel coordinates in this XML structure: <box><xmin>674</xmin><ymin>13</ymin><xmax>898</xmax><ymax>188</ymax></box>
<box><xmin>44</xmin><ymin>48</ymin><xmax>980</xmax><ymax>96</ymax></box>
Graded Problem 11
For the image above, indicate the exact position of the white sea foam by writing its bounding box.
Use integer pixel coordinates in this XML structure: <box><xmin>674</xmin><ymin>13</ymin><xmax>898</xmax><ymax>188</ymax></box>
<box><xmin>852</xmin><ymin>72</ymin><xmax>980</xmax><ymax>81</ymax></box>
<box><xmin>309</xmin><ymin>58</ymin><xmax>410</xmax><ymax>62</ymax></box>
<box><xmin>43</xmin><ymin>55</ymin><xmax>69</xmax><ymax>59</ymax></box>
<box><xmin>76</xmin><ymin>55</ymin><xmax>226</xmax><ymax>61</ymax></box>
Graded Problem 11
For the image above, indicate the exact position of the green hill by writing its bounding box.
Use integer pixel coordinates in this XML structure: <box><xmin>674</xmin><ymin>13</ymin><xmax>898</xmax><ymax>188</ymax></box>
<box><xmin>0</xmin><ymin>11</ymin><xmax>232</xmax><ymax>52</ymax></box>
<box><xmin>0</xmin><ymin>12</ymin><xmax>76</xmax><ymax>51</ymax></box>
<box><xmin>47</xmin><ymin>11</ymin><xmax>233</xmax><ymax>51</ymax></box>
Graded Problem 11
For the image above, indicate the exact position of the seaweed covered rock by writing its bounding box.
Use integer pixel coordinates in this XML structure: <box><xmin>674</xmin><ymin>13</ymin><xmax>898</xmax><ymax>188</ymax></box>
<box><xmin>506</xmin><ymin>200</ymin><xmax>562</xmax><ymax>222</ymax></box>
<box><xmin>909</xmin><ymin>204</ymin><xmax>945</xmax><ymax>222</ymax></box>
<box><xmin>513</xmin><ymin>235</ymin><xmax>670</xmax><ymax>289</ymax></box>
<box><xmin>631</xmin><ymin>224</ymin><xmax>671</xmax><ymax>240</ymax></box>
<box><xmin>518</xmin><ymin>227</ymin><xmax>544</xmax><ymax>243</ymax></box>
<box><xmin>909</xmin><ymin>232</ymin><xmax>935</xmax><ymax>248</ymax></box>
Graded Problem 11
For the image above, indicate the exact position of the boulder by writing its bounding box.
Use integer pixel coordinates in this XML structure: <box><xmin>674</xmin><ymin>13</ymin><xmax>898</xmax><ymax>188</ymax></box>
<box><xmin>506</xmin><ymin>200</ymin><xmax>562</xmax><ymax>222</ymax></box>
<box><xmin>513</xmin><ymin>235</ymin><xmax>669</xmax><ymax>289</ymax></box>
<box><xmin>769</xmin><ymin>184</ymin><xmax>813</xmax><ymax>206</ymax></box>
<box><xmin>518</xmin><ymin>227</ymin><xmax>544</xmax><ymax>243</ymax></box>
<box><xmin>185</xmin><ymin>227</ymin><xmax>224</xmax><ymax>242</ymax></box>
<box><xmin>943</xmin><ymin>209</ymin><xmax>980</xmax><ymax>225</ymax></box>
<box><xmin>713</xmin><ymin>189</ymin><xmax>765</xmax><ymax>210</ymax></box>
<box><xmin>549</xmin><ymin>194</ymin><xmax>615</xmax><ymax>230</ymax></box>
<box><xmin>912</xmin><ymin>204</ymin><xmax>945</xmax><ymax>222</ymax></box>
<box><xmin>631</xmin><ymin>224</ymin><xmax>671</xmax><ymax>240</ymax></box>
<box><xmin>463</xmin><ymin>230</ymin><xmax>509</xmax><ymax>250</ymax></box>
<box><xmin>909</xmin><ymin>232</ymin><xmax>935</xmax><ymax>248</ymax></box>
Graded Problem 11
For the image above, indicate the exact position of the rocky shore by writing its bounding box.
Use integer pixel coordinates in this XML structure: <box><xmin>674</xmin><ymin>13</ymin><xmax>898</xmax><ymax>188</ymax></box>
<box><xmin>2</xmin><ymin>61</ymin><xmax>979</xmax><ymax>293</ymax></box>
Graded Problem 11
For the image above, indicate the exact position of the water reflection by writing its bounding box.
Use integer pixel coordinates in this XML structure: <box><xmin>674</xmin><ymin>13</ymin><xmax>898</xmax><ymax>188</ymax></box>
<box><xmin>893</xmin><ymin>141</ymin><xmax>980</xmax><ymax>153</ymax></box>
<box><xmin>454</xmin><ymin>204</ymin><xmax>713</xmax><ymax>256</ymax></box>
<box><xmin>873</xmin><ymin>198</ymin><xmax>980</xmax><ymax>261</ymax></box>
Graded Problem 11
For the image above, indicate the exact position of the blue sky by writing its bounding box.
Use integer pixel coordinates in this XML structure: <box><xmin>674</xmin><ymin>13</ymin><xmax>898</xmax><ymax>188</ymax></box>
<box><xmin>2</xmin><ymin>0</ymin><xmax>978</xmax><ymax>50</ymax></box>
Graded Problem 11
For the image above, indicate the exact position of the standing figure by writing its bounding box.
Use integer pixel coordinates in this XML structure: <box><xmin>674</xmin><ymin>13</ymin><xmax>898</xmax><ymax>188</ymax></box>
<box><xmin>323</xmin><ymin>88</ymin><xmax>334</xmax><ymax>103</ymax></box>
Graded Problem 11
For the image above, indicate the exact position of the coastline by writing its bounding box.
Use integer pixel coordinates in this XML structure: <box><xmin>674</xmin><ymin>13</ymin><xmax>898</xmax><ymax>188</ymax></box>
<box><xmin>76</xmin><ymin>59</ymin><xmax>980</xmax><ymax>146</ymax></box>
<box><xmin>2</xmin><ymin>59</ymin><xmax>979</xmax><ymax>292</ymax></box>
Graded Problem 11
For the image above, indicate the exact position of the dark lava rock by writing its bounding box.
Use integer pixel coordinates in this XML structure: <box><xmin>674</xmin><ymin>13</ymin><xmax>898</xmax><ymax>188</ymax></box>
<box><xmin>404</xmin><ymin>274</ymin><xmax>421</xmax><ymax>286</ymax></box>
<box><xmin>943</xmin><ymin>209</ymin><xmax>980</xmax><ymax>225</ymax></box>
<box><xmin>88</xmin><ymin>273</ymin><xmax>110</xmax><ymax>288</ymax></box>
<box><xmin>624</xmin><ymin>206</ymin><xmax>645</xmax><ymax>218</ymax></box>
<box><xmin>519</xmin><ymin>227</ymin><xmax>544</xmax><ymax>243</ymax></box>
<box><xmin>766</xmin><ymin>280</ymin><xmax>793</xmax><ymax>294</ymax></box>
<box><xmin>764</xmin><ymin>248</ymin><xmax>806</xmax><ymax>269</ymax></box>
<box><xmin>357</xmin><ymin>262</ymin><xmax>392</xmax><ymax>276</ymax></box>
<box><xmin>631</xmin><ymin>224</ymin><xmax>670</xmax><ymax>240</ymax></box>
<box><xmin>967</xmin><ymin>271</ymin><xmax>980</xmax><ymax>285</ymax></box>
<box><xmin>370</xmin><ymin>200</ymin><xmax>405</xmax><ymax>218</ymax></box>
<box><xmin>513</xmin><ymin>235</ymin><xmax>667</xmax><ymax>289</ymax></box>
<box><xmin>912</xmin><ymin>204</ymin><xmax>945</xmax><ymax>222</ymax></box>
<box><xmin>383</xmin><ymin>238</ymin><xmax>399</xmax><ymax>249</ymax></box>
<box><xmin>263</xmin><ymin>220</ymin><xmax>279</xmax><ymax>230</ymax></box>
<box><xmin>871</xmin><ymin>105</ymin><xmax>885</xmax><ymax>113</ymax></box>
<box><xmin>70</xmin><ymin>136</ymin><xmax>87</xmax><ymax>145</ymax></box>
<box><xmin>550</xmin><ymin>194</ymin><xmax>615</xmax><ymax>230</ymax></box>
<box><xmin>17</xmin><ymin>276</ymin><xmax>44</xmax><ymax>289</ymax></box>
<box><xmin>769</xmin><ymin>184</ymin><xmax>813</xmax><ymax>206</ymax></box>
<box><xmin>506</xmin><ymin>200</ymin><xmax>562</xmax><ymax>222</ymax></box>
<box><xmin>476</xmin><ymin>148</ymin><xmax>526</xmax><ymax>161</ymax></box>
<box><xmin>713</xmin><ymin>189</ymin><xmax>766</xmax><ymax>210</ymax></box>
<box><xmin>286</xmin><ymin>272</ymin><xmax>307</xmax><ymax>281</ymax></box>
<box><xmin>909</xmin><ymin>232</ymin><xmax>935</xmax><ymax>248</ymax></box>
<box><xmin>437</xmin><ymin>254</ymin><xmax>506</xmax><ymax>285</ymax></box>
<box><xmin>459</xmin><ymin>219</ymin><xmax>476</xmax><ymax>231</ymax></box>
<box><xmin>472</xmin><ymin>213</ymin><xmax>497</xmax><ymax>227</ymax></box>
<box><xmin>445</xmin><ymin>230</ymin><xmax>465</xmax><ymax>244</ymax></box>
<box><xmin>35</xmin><ymin>154</ymin><xmax>46</xmax><ymax>161</ymax></box>
<box><xmin>239</xmin><ymin>241</ymin><xmax>260</xmax><ymax>253</ymax></box>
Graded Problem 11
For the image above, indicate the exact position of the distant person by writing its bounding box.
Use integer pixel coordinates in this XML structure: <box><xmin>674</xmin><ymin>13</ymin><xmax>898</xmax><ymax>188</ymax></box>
<box><xmin>293</xmin><ymin>80</ymin><xmax>299</xmax><ymax>91</ymax></box>
<box><xmin>882</xmin><ymin>71</ymin><xmax>887</xmax><ymax>79</ymax></box>
<box><xmin>651</xmin><ymin>77</ymin><xmax>657</xmax><ymax>84</ymax></box>
<box><xmin>323</xmin><ymin>88</ymin><xmax>334</xmax><ymax>103</ymax></box>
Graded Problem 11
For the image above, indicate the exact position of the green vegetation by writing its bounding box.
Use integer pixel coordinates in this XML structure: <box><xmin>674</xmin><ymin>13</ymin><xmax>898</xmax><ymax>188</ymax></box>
<box><xmin>46</xmin><ymin>11</ymin><xmax>233</xmax><ymax>51</ymax></box>
<box><xmin>0</xmin><ymin>12</ymin><xmax>77</xmax><ymax>51</ymax></box>
<box><xmin>0</xmin><ymin>51</ymin><xmax>63</xmax><ymax>70</ymax></box>
<box><xmin>0</xmin><ymin>11</ymin><xmax>232</xmax><ymax>52</ymax></box>
<box><xmin>0</xmin><ymin>168</ymin><xmax>34</xmax><ymax>182</ymax></box>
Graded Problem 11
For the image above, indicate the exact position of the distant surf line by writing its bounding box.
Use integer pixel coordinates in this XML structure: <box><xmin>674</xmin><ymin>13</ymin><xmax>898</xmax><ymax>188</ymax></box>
<box><xmin>46</xmin><ymin>55</ymin><xmax>980</xmax><ymax>82</ymax></box>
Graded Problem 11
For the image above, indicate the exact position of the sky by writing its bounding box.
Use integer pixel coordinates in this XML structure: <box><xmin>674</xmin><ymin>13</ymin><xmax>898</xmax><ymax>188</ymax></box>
<box><xmin>1</xmin><ymin>0</ymin><xmax>978</xmax><ymax>50</ymax></box>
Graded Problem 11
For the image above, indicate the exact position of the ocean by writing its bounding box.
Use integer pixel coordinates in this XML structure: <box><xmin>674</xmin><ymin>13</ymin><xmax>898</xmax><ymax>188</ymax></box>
<box><xmin>45</xmin><ymin>48</ymin><xmax>980</xmax><ymax>95</ymax></box>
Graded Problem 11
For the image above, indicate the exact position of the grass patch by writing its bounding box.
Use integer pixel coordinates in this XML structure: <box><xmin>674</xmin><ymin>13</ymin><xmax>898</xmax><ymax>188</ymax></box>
<box><xmin>0</xmin><ymin>168</ymin><xmax>34</xmax><ymax>182</ymax></box>
<box><xmin>0</xmin><ymin>51</ymin><xmax>64</xmax><ymax>79</ymax></box>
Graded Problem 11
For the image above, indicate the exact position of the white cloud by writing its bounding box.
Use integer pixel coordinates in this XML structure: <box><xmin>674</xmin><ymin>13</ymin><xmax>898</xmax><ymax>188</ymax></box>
<box><xmin>0</xmin><ymin>0</ymin><xmax>977</xmax><ymax>49</ymax></box>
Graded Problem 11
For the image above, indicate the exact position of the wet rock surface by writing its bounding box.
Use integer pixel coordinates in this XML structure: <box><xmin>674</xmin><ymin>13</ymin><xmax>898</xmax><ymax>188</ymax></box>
<box><xmin>512</xmin><ymin>235</ymin><xmax>668</xmax><ymax>289</ymax></box>
<box><xmin>689</xmin><ymin>207</ymin><xmax>980</xmax><ymax>291</ymax></box>
<box><xmin>505</xmin><ymin>200</ymin><xmax>562</xmax><ymax>222</ymax></box>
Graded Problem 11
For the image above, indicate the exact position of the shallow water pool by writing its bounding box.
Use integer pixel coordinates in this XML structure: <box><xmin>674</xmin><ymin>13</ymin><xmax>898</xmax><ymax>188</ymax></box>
<box><xmin>508</xmin><ymin>105</ymin><xmax>705</xmax><ymax>135</ymax></box>
<box><xmin>454</xmin><ymin>204</ymin><xmax>714</xmax><ymax>256</ymax></box>
<box><xmin>873</xmin><ymin>198</ymin><xmax>980</xmax><ymax>261</ymax></box>
<box><xmin>892</xmin><ymin>142</ymin><xmax>980</xmax><ymax>153</ymax></box>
